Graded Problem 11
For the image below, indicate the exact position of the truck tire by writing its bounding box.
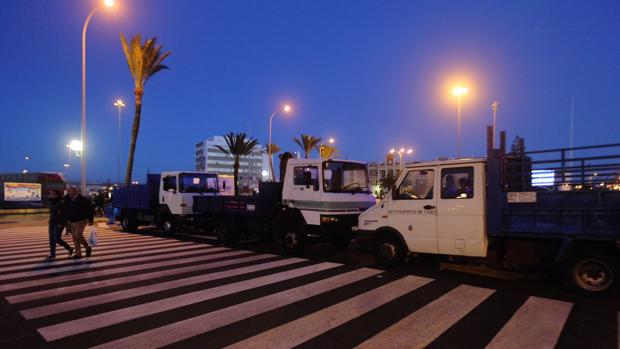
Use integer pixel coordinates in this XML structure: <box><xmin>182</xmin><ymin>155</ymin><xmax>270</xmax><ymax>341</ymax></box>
<box><xmin>566</xmin><ymin>253</ymin><xmax>618</xmax><ymax>297</ymax></box>
<box><xmin>281</xmin><ymin>227</ymin><xmax>305</xmax><ymax>254</ymax></box>
<box><xmin>159</xmin><ymin>214</ymin><xmax>176</xmax><ymax>235</ymax></box>
<box><xmin>121</xmin><ymin>212</ymin><xmax>138</xmax><ymax>232</ymax></box>
<box><xmin>374</xmin><ymin>233</ymin><xmax>406</xmax><ymax>267</ymax></box>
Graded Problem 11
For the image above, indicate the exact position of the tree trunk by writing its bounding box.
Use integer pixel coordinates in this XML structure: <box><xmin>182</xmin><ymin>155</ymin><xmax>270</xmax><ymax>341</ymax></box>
<box><xmin>233</xmin><ymin>157</ymin><xmax>240</xmax><ymax>196</ymax></box>
<box><xmin>124</xmin><ymin>89</ymin><xmax>143</xmax><ymax>185</ymax></box>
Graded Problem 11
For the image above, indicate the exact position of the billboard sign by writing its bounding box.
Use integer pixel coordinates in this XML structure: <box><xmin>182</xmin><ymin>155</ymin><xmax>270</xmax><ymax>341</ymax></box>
<box><xmin>3</xmin><ymin>182</ymin><xmax>42</xmax><ymax>202</ymax></box>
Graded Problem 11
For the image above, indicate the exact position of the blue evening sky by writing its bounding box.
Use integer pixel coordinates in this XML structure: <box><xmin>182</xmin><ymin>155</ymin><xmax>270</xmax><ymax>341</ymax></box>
<box><xmin>1</xmin><ymin>0</ymin><xmax>619</xmax><ymax>182</ymax></box>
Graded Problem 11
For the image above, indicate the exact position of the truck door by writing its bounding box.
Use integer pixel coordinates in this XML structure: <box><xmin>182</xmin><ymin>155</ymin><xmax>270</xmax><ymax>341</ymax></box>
<box><xmin>288</xmin><ymin>165</ymin><xmax>321</xmax><ymax>225</ymax></box>
<box><xmin>161</xmin><ymin>174</ymin><xmax>181</xmax><ymax>215</ymax></box>
<box><xmin>436</xmin><ymin>164</ymin><xmax>486</xmax><ymax>257</ymax></box>
<box><xmin>388</xmin><ymin>168</ymin><xmax>438</xmax><ymax>254</ymax></box>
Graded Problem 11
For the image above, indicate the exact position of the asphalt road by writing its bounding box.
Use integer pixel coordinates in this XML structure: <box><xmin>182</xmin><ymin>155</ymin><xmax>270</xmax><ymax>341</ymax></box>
<box><xmin>0</xmin><ymin>216</ymin><xmax>618</xmax><ymax>349</ymax></box>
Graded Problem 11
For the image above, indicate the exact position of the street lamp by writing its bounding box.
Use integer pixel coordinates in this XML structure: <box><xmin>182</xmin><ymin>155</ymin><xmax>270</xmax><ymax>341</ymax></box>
<box><xmin>390</xmin><ymin>148</ymin><xmax>413</xmax><ymax>172</ymax></box>
<box><xmin>267</xmin><ymin>104</ymin><xmax>292</xmax><ymax>181</ymax></box>
<box><xmin>114</xmin><ymin>99</ymin><xmax>126</xmax><ymax>184</ymax></box>
<box><xmin>80</xmin><ymin>0</ymin><xmax>116</xmax><ymax>194</ymax></box>
<box><xmin>319</xmin><ymin>138</ymin><xmax>336</xmax><ymax>159</ymax></box>
<box><xmin>491</xmin><ymin>101</ymin><xmax>499</xmax><ymax>149</ymax></box>
<box><xmin>452</xmin><ymin>86</ymin><xmax>468</xmax><ymax>158</ymax></box>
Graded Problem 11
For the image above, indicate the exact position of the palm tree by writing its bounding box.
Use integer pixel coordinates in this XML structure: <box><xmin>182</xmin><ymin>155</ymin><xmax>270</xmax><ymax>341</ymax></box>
<box><xmin>120</xmin><ymin>33</ymin><xmax>172</xmax><ymax>185</ymax></box>
<box><xmin>216</xmin><ymin>132</ymin><xmax>259</xmax><ymax>196</ymax></box>
<box><xmin>266</xmin><ymin>143</ymin><xmax>281</xmax><ymax>181</ymax></box>
<box><xmin>319</xmin><ymin>144</ymin><xmax>340</xmax><ymax>159</ymax></box>
<box><xmin>293</xmin><ymin>134</ymin><xmax>322</xmax><ymax>158</ymax></box>
<box><xmin>380</xmin><ymin>172</ymin><xmax>398</xmax><ymax>193</ymax></box>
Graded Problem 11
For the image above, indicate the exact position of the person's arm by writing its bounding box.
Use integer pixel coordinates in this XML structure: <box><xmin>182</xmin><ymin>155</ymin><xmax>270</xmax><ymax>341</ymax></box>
<box><xmin>83</xmin><ymin>196</ymin><xmax>95</xmax><ymax>225</ymax></box>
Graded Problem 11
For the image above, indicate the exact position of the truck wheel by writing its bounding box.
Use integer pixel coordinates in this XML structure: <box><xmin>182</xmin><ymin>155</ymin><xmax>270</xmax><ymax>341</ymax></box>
<box><xmin>281</xmin><ymin>228</ymin><xmax>305</xmax><ymax>254</ymax></box>
<box><xmin>121</xmin><ymin>212</ymin><xmax>138</xmax><ymax>232</ymax></box>
<box><xmin>566</xmin><ymin>253</ymin><xmax>618</xmax><ymax>296</ymax></box>
<box><xmin>374</xmin><ymin>234</ymin><xmax>406</xmax><ymax>267</ymax></box>
<box><xmin>159</xmin><ymin>215</ymin><xmax>176</xmax><ymax>235</ymax></box>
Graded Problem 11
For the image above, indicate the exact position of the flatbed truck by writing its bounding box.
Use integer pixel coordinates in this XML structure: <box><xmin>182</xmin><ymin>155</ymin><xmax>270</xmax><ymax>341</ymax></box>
<box><xmin>357</xmin><ymin>127</ymin><xmax>620</xmax><ymax>295</ymax></box>
<box><xmin>112</xmin><ymin>171</ymin><xmax>219</xmax><ymax>233</ymax></box>
<box><xmin>194</xmin><ymin>154</ymin><xmax>377</xmax><ymax>252</ymax></box>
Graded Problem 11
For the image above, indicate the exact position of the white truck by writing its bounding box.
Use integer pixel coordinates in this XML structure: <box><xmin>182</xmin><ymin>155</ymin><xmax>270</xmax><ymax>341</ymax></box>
<box><xmin>112</xmin><ymin>171</ymin><xmax>219</xmax><ymax>233</ymax></box>
<box><xmin>357</xmin><ymin>128</ymin><xmax>620</xmax><ymax>296</ymax></box>
<box><xmin>194</xmin><ymin>153</ymin><xmax>377</xmax><ymax>252</ymax></box>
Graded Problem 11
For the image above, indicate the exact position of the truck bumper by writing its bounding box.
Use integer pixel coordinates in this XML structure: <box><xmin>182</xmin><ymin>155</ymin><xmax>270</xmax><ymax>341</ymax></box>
<box><xmin>306</xmin><ymin>214</ymin><xmax>359</xmax><ymax>241</ymax></box>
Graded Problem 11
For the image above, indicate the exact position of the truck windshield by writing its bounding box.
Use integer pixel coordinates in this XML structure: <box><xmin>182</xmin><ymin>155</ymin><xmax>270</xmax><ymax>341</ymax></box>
<box><xmin>179</xmin><ymin>173</ymin><xmax>219</xmax><ymax>193</ymax></box>
<box><xmin>323</xmin><ymin>161</ymin><xmax>370</xmax><ymax>193</ymax></box>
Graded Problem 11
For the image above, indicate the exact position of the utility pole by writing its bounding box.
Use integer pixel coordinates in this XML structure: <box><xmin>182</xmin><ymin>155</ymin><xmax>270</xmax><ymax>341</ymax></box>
<box><xmin>491</xmin><ymin>101</ymin><xmax>499</xmax><ymax>149</ymax></box>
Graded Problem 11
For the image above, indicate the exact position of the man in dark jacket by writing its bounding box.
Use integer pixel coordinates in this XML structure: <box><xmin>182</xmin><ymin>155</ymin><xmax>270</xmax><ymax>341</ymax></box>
<box><xmin>66</xmin><ymin>187</ymin><xmax>94</xmax><ymax>258</ymax></box>
<box><xmin>47</xmin><ymin>190</ymin><xmax>73</xmax><ymax>258</ymax></box>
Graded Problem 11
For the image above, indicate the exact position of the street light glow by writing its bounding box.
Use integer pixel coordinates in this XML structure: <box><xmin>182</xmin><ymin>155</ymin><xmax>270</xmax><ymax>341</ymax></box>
<box><xmin>452</xmin><ymin>86</ymin><xmax>469</xmax><ymax>96</ymax></box>
<box><xmin>69</xmin><ymin>140</ymin><xmax>83</xmax><ymax>152</ymax></box>
<box><xmin>283</xmin><ymin>105</ymin><xmax>291</xmax><ymax>113</ymax></box>
<box><xmin>114</xmin><ymin>99</ymin><xmax>125</xmax><ymax>107</ymax></box>
<box><xmin>389</xmin><ymin>149</ymin><xmax>395</xmax><ymax>154</ymax></box>
<box><xmin>407</xmin><ymin>149</ymin><xmax>413</xmax><ymax>154</ymax></box>
<box><xmin>104</xmin><ymin>0</ymin><xmax>115</xmax><ymax>7</ymax></box>
<box><xmin>329</xmin><ymin>138</ymin><xmax>335</xmax><ymax>144</ymax></box>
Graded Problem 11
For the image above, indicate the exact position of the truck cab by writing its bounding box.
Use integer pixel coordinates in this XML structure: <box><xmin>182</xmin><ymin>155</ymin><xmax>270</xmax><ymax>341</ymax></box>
<box><xmin>160</xmin><ymin>171</ymin><xmax>219</xmax><ymax>216</ymax></box>
<box><xmin>280</xmin><ymin>158</ymin><xmax>377</xmax><ymax>250</ymax></box>
<box><xmin>358</xmin><ymin>158</ymin><xmax>488</xmax><ymax>263</ymax></box>
<box><xmin>114</xmin><ymin>171</ymin><xmax>219</xmax><ymax>234</ymax></box>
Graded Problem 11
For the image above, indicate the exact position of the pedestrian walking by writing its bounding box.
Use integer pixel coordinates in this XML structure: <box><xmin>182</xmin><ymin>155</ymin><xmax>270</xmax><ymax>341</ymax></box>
<box><xmin>65</xmin><ymin>187</ymin><xmax>94</xmax><ymax>259</ymax></box>
<box><xmin>47</xmin><ymin>190</ymin><xmax>73</xmax><ymax>259</ymax></box>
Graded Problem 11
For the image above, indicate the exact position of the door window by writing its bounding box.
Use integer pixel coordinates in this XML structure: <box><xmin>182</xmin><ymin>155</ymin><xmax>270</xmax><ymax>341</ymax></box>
<box><xmin>163</xmin><ymin>176</ymin><xmax>177</xmax><ymax>192</ymax></box>
<box><xmin>396</xmin><ymin>170</ymin><xmax>434</xmax><ymax>200</ymax></box>
<box><xmin>293</xmin><ymin>166</ymin><xmax>319</xmax><ymax>190</ymax></box>
<box><xmin>441</xmin><ymin>167</ymin><xmax>474</xmax><ymax>199</ymax></box>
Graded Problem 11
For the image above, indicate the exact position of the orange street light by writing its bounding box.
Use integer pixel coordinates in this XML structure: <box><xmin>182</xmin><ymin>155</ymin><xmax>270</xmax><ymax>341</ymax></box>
<box><xmin>452</xmin><ymin>85</ymin><xmax>469</xmax><ymax>158</ymax></box>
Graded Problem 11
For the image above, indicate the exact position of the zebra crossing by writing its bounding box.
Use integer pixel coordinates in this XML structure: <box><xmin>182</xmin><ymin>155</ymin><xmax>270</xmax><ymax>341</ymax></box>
<box><xmin>0</xmin><ymin>224</ymin><xmax>617</xmax><ymax>348</ymax></box>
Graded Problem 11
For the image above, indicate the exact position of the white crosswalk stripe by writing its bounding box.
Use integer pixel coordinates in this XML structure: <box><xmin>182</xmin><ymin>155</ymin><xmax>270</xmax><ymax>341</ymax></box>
<box><xmin>355</xmin><ymin>285</ymin><xmax>495</xmax><ymax>349</ymax></box>
<box><xmin>226</xmin><ymin>275</ymin><xmax>433</xmax><ymax>349</ymax></box>
<box><xmin>0</xmin><ymin>225</ymin><xmax>613</xmax><ymax>349</ymax></box>
<box><xmin>486</xmin><ymin>296</ymin><xmax>573</xmax><ymax>349</ymax></box>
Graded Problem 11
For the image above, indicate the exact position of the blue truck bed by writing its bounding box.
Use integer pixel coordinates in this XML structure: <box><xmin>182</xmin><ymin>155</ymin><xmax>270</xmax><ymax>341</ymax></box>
<box><xmin>112</xmin><ymin>174</ymin><xmax>161</xmax><ymax>211</ymax></box>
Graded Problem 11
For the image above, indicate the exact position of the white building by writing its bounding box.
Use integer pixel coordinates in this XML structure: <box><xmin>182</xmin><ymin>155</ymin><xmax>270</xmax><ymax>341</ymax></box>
<box><xmin>195</xmin><ymin>136</ymin><xmax>270</xmax><ymax>191</ymax></box>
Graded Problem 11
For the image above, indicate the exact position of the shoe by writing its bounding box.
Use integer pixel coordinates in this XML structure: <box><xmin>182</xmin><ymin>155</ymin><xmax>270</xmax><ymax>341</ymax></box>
<box><xmin>71</xmin><ymin>255</ymin><xmax>83</xmax><ymax>259</ymax></box>
<box><xmin>86</xmin><ymin>246</ymin><xmax>92</xmax><ymax>257</ymax></box>
<box><xmin>68</xmin><ymin>247</ymin><xmax>74</xmax><ymax>256</ymax></box>
<box><xmin>46</xmin><ymin>255</ymin><xmax>55</xmax><ymax>259</ymax></box>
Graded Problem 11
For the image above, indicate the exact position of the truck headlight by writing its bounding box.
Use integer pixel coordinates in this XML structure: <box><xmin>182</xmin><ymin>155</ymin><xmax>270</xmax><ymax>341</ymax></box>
<box><xmin>321</xmin><ymin>216</ymin><xmax>339</xmax><ymax>223</ymax></box>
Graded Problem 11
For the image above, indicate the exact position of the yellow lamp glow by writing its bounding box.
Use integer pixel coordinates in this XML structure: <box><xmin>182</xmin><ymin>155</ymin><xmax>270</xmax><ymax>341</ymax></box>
<box><xmin>452</xmin><ymin>86</ymin><xmax>469</xmax><ymax>96</ymax></box>
<box><xmin>104</xmin><ymin>0</ymin><xmax>115</xmax><ymax>7</ymax></box>
<box><xmin>283</xmin><ymin>105</ymin><xmax>291</xmax><ymax>113</ymax></box>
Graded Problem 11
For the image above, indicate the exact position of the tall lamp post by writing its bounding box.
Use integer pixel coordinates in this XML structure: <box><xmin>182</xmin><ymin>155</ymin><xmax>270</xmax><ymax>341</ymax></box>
<box><xmin>452</xmin><ymin>86</ymin><xmax>469</xmax><ymax>158</ymax></box>
<box><xmin>267</xmin><ymin>104</ymin><xmax>292</xmax><ymax>181</ymax></box>
<box><xmin>80</xmin><ymin>0</ymin><xmax>116</xmax><ymax>194</ymax></box>
<box><xmin>114</xmin><ymin>99</ymin><xmax>125</xmax><ymax>184</ymax></box>
<box><xmin>491</xmin><ymin>100</ymin><xmax>499</xmax><ymax>148</ymax></box>
<box><xmin>390</xmin><ymin>148</ymin><xmax>413</xmax><ymax>173</ymax></box>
